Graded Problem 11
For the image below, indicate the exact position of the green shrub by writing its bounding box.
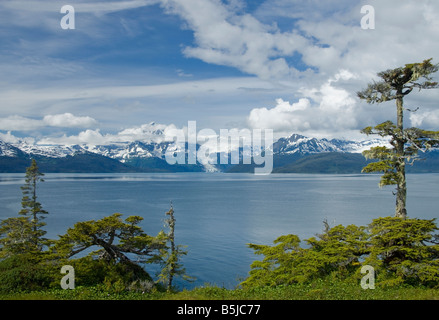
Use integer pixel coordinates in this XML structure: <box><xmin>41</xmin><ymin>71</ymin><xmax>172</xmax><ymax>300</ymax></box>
<box><xmin>0</xmin><ymin>254</ymin><xmax>57</xmax><ymax>293</ymax></box>
<box><xmin>366</xmin><ymin>217</ymin><xmax>439</xmax><ymax>287</ymax></box>
<box><xmin>242</xmin><ymin>217</ymin><xmax>439</xmax><ymax>289</ymax></box>
<box><xmin>67</xmin><ymin>256</ymin><xmax>154</xmax><ymax>292</ymax></box>
<box><xmin>241</xmin><ymin>224</ymin><xmax>369</xmax><ymax>288</ymax></box>
<box><xmin>0</xmin><ymin>253</ymin><xmax>156</xmax><ymax>294</ymax></box>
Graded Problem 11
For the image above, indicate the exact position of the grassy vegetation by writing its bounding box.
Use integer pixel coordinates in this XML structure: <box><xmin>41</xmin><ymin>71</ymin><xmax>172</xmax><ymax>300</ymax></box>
<box><xmin>1</xmin><ymin>280</ymin><xmax>438</xmax><ymax>300</ymax></box>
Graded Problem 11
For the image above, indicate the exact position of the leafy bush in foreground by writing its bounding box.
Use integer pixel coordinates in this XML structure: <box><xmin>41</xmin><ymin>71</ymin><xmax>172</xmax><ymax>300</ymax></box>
<box><xmin>242</xmin><ymin>217</ymin><xmax>439</xmax><ymax>289</ymax></box>
<box><xmin>0</xmin><ymin>254</ymin><xmax>57</xmax><ymax>293</ymax></box>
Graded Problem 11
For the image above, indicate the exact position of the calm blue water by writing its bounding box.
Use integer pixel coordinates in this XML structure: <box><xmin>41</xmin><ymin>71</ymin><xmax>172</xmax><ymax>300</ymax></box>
<box><xmin>0</xmin><ymin>173</ymin><xmax>438</xmax><ymax>289</ymax></box>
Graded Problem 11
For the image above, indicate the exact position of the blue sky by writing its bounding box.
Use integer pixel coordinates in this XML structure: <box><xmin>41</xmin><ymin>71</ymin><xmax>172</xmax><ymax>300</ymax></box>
<box><xmin>0</xmin><ymin>0</ymin><xmax>438</xmax><ymax>145</ymax></box>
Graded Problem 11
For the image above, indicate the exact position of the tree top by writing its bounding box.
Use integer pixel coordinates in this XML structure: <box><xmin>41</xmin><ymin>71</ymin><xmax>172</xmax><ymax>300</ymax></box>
<box><xmin>357</xmin><ymin>58</ymin><xmax>438</xmax><ymax>104</ymax></box>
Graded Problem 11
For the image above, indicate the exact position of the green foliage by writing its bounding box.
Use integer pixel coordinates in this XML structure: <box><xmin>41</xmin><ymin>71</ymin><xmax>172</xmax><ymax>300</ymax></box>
<box><xmin>362</xmin><ymin>145</ymin><xmax>398</xmax><ymax>187</ymax></box>
<box><xmin>242</xmin><ymin>217</ymin><xmax>439</xmax><ymax>289</ymax></box>
<box><xmin>360</xmin><ymin>120</ymin><xmax>439</xmax><ymax>207</ymax></box>
<box><xmin>0</xmin><ymin>215</ymin><xmax>165</xmax><ymax>294</ymax></box>
<box><xmin>19</xmin><ymin>159</ymin><xmax>47</xmax><ymax>216</ymax></box>
<box><xmin>366</xmin><ymin>217</ymin><xmax>439</xmax><ymax>287</ymax></box>
<box><xmin>0</xmin><ymin>217</ymin><xmax>36</xmax><ymax>258</ymax></box>
<box><xmin>243</xmin><ymin>234</ymin><xmax>301</xmax><ymax>287</ymax></box>
<box><xmin>357</xmin><ymin>58</ymin><xmax>439</xmax><ymax>103</ymax></box>
<box><xmin>241</xmin><ymin>224</ymin><xmax>368</xmax><ymax>288</ymax></box>
<box><xmin>17</xmin><ymin>159</ymin><xmax>49</xmax><ymax>250</ymax></box>
<box><xmin>63</xmin><ymin>256</ymin><xmax>152</xmax><ymax>289</ymax></box>
<box><xmin>157</xmin><ymin>205</ymin><xmax>195</xmax><ymax>291</ymax></box>
<box><xmin>52</xmin><ymin>213</ymin><xmax>165</xmax><ymax>263</ymax></box>
<box><xmin>48</xmin><ymin>212</ymin><xmax>169</xmax><ymax>291</ymax></box>
<box><xmin>2</xmin><ymin>280</ymin><xmax>439</xmax><ymax>300</ymax></box>
<box><xmin>0</xmin><ymin>254</ymin><xmax>58</xmax><ymax>293</ymax></box>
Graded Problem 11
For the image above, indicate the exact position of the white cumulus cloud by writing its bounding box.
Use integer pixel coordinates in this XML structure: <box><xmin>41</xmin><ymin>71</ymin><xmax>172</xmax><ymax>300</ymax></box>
<box><xmin>163</xmin><ymin>0</ymin><xmax>310</xmax><ymax>80</ymax></box>
<box><xmin>0</xmin><ymin>113</ymin><xmax>98</xmax><ymax>131</ymax></box>
<box><xmin>410</xmin><ymin>109</ymin><xmax>439</xmax><ymax>130</ymax></box>
<box><xmin>247</xmin><ymin>98</ymin><xmax>312</xmax><ymax>132</ymax></box>
<box><xmin>0</xmin><ymin>115</ymin><xmax>42</xmax><ymax>131</ymax></box>
<box><xmin>247</xmin><ymin>70</ymin><xmax>370</xmax><ymax>138</ymax></box>
<box><xmin>43</xmin><ymin>113</ymin><xmax>97</xmax><ymax>128</ymax></box>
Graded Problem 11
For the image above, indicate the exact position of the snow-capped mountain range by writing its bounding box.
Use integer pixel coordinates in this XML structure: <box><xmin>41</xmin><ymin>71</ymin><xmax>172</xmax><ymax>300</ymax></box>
<box><xmin>0</xmin><ymin>133</ymin><xmax>386</xmax><ymax>160</ymax></box>
<box><xmin>3</xmin><ymin>131</ymin><xmax>439</xmax><ymax>174</ymax></box>
<box><xmin>272</xmin><ymin>134</ymin><xmax>386</xmax><ymax>155</ymax></box>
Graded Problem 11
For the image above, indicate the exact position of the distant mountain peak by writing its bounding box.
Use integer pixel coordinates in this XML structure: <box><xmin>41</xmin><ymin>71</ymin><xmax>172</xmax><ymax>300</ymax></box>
<box><xmin>0</xmin><ymin>140</ymin><xmax>22</xmax><ymax>157</ymax></box>
<box><xmin>273</xmin><ymin>133</ymin><xmax>388</xmax><ymax>155</ymax></box>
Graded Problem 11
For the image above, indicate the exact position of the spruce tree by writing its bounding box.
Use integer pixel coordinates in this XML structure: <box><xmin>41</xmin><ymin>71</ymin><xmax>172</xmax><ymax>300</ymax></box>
<box><xmin>19</xmin><ymin>159</ymin><xmax>48</xmax><ymax>250</ymax></box>
<box><xmin>357</xmin><ymin>59</ymin><xmax>439</xmax><ymax>218</ymax></box>
<box><xmin>158</xmin><ymin>204</ymin><xmax>194</xmax><ymax>291</ymax></box>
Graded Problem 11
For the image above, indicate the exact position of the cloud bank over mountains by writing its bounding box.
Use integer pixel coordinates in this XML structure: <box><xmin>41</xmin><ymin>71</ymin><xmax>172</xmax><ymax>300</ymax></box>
<box><xmin>247</xmin><ymin>70</ymin><xmax>365</xmax><ymax>138</ymax></box>
<box><xmin>0</xmin><ymin>113</ymin><xmax>97</xmax><ymax>132</ymax></box>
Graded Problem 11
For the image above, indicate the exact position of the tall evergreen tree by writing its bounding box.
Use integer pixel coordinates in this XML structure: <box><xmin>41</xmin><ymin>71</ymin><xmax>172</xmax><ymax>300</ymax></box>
<box><xmin>357</xmin><ymin>59</ymin><xmax>439</xmax><ymax>218</ymax></box>
<box><xmin>0</xmin><ymin>160</ymin><xmax>48</xmax><ymax>256</ymax></box>
<box><xmin>19</xmin><ymin>159</ymin><xmax>48</xmax><ymax>249</ymax></box>
<box><xmin>158</xmin><ymin>204</ymin><xmax>194</xmax><ymax>291</ymax></box>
